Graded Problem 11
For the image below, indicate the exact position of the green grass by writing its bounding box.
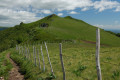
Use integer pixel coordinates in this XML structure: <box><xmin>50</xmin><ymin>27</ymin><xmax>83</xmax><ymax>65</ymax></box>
<box><xmin>10</xmin><ymin>42</ymin><xmax>120</xmax><ymax>80</ymax></box>
<box><xmin>0</xmin><ymin>50</ymin><xmax>12</xmax><ymax>80</ymax></box>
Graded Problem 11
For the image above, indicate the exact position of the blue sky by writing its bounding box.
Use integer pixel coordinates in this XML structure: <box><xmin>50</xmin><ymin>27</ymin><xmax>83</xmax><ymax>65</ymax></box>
<box><xmin>0</xmin><ymin>0</ymin><xmax>120</xmax><ymax>30</ymax></box>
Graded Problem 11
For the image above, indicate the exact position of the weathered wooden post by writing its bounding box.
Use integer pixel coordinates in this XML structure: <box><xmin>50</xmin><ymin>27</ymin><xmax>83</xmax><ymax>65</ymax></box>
<box><xmin>34</xmin><ymin>47</ymin><xmax>37</xmax><ymax>66</ymax></box>
<box><xmin>37</xmin><ymin>48</ymin><xmax>41</xmax><ymax>70</ymax></box>
<box><xmin>45</xmin><ymin>42</ymin><xmax>54</xmax><ymax>75</ymax></box>
<box><xmin>33</xmin><ymin>45</ymin><xmax>35</xmax><ymax>62</ymax></box>
<box><xmin>16</xmin><ymin>44</ymin><xmax>18</xmax><ymax>50</ymax></box>
<box><xmin>19</xmin><ymin>46</ymin><xmax>21</xmax><ymax>54</ymax></box>
<box><xmin>25</xmin><ymin>46</ymin><xmax>27</xmax><ymax>58</ymax></box>
<box><xmin>27</xmin><ymin>47</ymin><xmax>30</xmax><ymax>59</ymax></box>
<box><xmin>41</xmin><ymin>46</ymin><xmax>45</xmax><ymax>72</ymax></box>
<box><xmin>23</xmin><ymin>46</ymin><xmax>25</xmax><ymax>57</ymax></box>
<box><xmin>59</xmin><ymin>43</ymin><xmax>65</xmax><ymax>80</ymax></box>
<box><xmin>22</xmin><ymin>46</ymin><xmax>24</xmax><ymax>56</ymax></box>
<box><xmin>96</xmin><ymin>28</ymin><xmax>102</xmax><ymax>80</ymax></box>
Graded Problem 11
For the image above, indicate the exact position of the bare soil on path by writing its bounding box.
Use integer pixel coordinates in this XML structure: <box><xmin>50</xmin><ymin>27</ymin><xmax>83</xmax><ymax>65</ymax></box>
<box><xmin>7</xmin><ymin>53</ymin><xmax>24</xmax><ymax>80</ymax></box>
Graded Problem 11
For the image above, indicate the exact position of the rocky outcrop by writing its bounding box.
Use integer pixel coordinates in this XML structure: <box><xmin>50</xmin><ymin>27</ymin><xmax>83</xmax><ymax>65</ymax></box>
<box><xmin>41</xmin><ymin>23</ymin><xmax>49</xmax><ymax>27</ymax></box>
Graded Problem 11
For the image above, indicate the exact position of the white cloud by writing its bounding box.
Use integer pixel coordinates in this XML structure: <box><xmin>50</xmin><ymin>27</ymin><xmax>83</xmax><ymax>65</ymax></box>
<box><xmin>115</xmin><ymin>21</ymin><xmax>119</xmax><ymax>24</ymax></box>
<box><xmin>93</xmin><ymin>0</ymin><xmax>120</xmax><ymax>12</ymax></box>
<box><xmin>41</xmin><ymin>10</ymin><xmax>52</xmax><ymax>14</ymax></box>
<box><xmin>81</xmin><ymin>7</ymin><xmax>89</xmax><ymax>11</ymax></box>
<box><xmin>115</xmin><ymin>6</ymin><xmax>120</xmax><ymax>12</ymax></box>
<box><xmin>57</xmin><ymin>13</ymin><xmax>63</xmax><ymax>16</ymax></box>
<box><xmin>95</xmin><ymin>24</ymin><xmax>120</xmax><ymax>30</ymax></box>
<box><xmin>0</xmin><ymin>0</ymin><xmax>93</xmax><ymax>11</ymax></box>
<box><xmin>31</xmin><ymin>0</ymin><xmax>93</xmax><ymax>11</ymax></box>
<box><xmin>0</xmin><ymin>8</ymin><xmax>42</xmax><ymax>27</ymax></box>
<box><xmin>69</xmin><ymin>11</ymin><xmax>79</xmax><ymax>14</ymax></box>
<box><xmin>0</xmin><ymin>0</ymin><xmax>120</xmax><ymax>26</ymax></box>
<box><xmin>0</xmin><ymin>0</ymin><xmax>120</xmax><ymax>12</ymax></box>
<box><xmin>95</xmin><ymin>24</ymin><xmax>105</xmax><ymax>29</ymax></box>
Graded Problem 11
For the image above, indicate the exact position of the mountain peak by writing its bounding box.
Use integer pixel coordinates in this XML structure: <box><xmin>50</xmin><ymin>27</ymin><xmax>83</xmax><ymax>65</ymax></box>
<box><xmin>64</xmin><ymin>16</ymin><xmax>73</xmax><ymax>19</ymax></box>
<box><xmin>47</xmin><ymin>14</ymin><xmax>58</xmax><ymax>19</ymax></box>
<box><xmin>50</xmin><ymin>14</ymin><xmax>57</xmax><ymax>16</ymax></box>
<box><xmin>64</xmin><ymin>16</ymin><xmax>81</xmax><ymax>22</ymax></box>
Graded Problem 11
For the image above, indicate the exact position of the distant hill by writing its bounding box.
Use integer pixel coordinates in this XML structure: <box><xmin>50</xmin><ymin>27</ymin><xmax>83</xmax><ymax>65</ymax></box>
<box><xmin>106</xmin><ymin>29</ymin><xmax>120</xmax><ymax>33</ymax></box>
<box><xmin>0</xmin><ymin>27</ymin><xmax>8</xmax><ymax>31</ymax></box>
<box><xmin>0</xmin><ymin>14</ymin><xmax>120</xmax><ymax>52</ymax></box>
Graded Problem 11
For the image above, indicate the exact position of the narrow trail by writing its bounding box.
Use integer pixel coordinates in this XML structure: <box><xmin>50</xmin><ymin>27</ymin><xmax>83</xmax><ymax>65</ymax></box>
<box><xmin>7</xmin><ymin>53</ymin><xmax>24</xmax><ymax>80</ymax></box>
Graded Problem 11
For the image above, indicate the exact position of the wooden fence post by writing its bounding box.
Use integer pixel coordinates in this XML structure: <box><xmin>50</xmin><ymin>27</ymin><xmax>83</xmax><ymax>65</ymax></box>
<box><xmin>25</xmin><ymin>46</ymin><xmax>27</xmax><ymax>58</ymax></box>
<box><xmin>27</xmin><ymin>46</ymin><xmax>30</xmax><ymax>59</ymax></box>
<box><xmin>96</xmin><ymin>28</ymin><xmax>102</xmax><ymax>80</ymax></box>
<box><xmin>19</xmin><ymin>46</ymin><xmax>21</xmax><ymax>54</ymax></box>
<box><xmin>37</xmin><ymin>48</ymin><xmax>41</xmax><ymax>70</ymax></box>
<box><xmin>41</xmin><ymin>46</ymin><xmax>45</xmax><ymax>72</ymax></box>
<box><xmin>45</xmin><ymin>42</ymin><xmax>54</xmax><ymax>75</ymax></box>
<box><xmin>23</xmin><ymin>46</ymin><xmax>25</xmax><ymax>56</ymax></box>
<box><xmin>59</xmin><ymin>43</ymin><xmax>65</xmax><ymax>80</ymax></box>
<box><xmin>21</xmin><ymin>46</ymin><xmax>22</xmax><ymax>55</ymax></box>
<box><xmin>23</xmin><ymin>46</ymin><xmax>25</xmax><ymax>57</ymax></box>
<box><xmin>22</xmin><ymin>46</ymin><xmax>23</xmax><ymax>56</ymax></box>
<box><xmin>33</xmin><ymin>45</ymin><xmax>35</xmax><ymax>62</ymax></box>
<box><xmin>34</xmin><ymin>47</ymin><xmax>37</xmax><ymax>66</ymax></box>
<box><xmin>16</xmin><ymin>45</ymin><xmax>18</xmax><ymax>50</ymax></box>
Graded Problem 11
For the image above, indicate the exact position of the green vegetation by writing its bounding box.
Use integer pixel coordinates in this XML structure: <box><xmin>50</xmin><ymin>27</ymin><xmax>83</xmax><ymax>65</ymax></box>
<box><xmin>7</xmin><ymin>42</ymin><xmax>120</xmax><ymax>80</ymax></box>
<box><xmin>0</xmin><ymin>14</ymin><xmax>120</xmax><ymax>52</ymax></box>
<box><xmin>0</xmin><ymin>50</ymin><xmax>12</xmax><ymax>80</ymax></box>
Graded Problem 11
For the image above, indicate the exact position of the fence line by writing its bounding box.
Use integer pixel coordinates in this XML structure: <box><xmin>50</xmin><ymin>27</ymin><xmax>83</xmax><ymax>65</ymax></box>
<box><xmin>15</xmin><ymin>28</ymin><xmax>108</xmax><ymax>80</ymax></box>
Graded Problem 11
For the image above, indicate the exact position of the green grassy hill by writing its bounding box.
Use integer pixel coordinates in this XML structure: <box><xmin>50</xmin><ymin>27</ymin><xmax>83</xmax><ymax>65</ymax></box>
<box><xmin>0</xmin><ymin>14</ymin><xmax>120</xmax><ymax>51</ymax></box>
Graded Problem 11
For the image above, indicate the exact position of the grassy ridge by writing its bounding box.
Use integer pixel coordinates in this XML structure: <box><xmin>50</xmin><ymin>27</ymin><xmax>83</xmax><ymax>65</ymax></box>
<box><xmin>13</xmin><ymin>15</ymin><xmax>120</xmax><ymax>46</ymax></box>
<box><xmin>9</xmin><ymin>42</ymin><xmax>120</xmax><ymax>80</ymax></box>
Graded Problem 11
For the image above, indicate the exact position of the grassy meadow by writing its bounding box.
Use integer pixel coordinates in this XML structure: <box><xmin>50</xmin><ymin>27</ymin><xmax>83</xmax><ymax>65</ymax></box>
<box><xmin>7</xmin><ymin>42</ymin><xmax>120</xmax><ymax>80</ymax></box>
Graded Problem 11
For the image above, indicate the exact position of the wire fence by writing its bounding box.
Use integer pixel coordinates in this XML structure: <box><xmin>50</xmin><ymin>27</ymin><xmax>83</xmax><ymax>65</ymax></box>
<box><xmin>15</xmin><ymin>28</ymin><xmax>120</xmax><ymax>80</ymax></box>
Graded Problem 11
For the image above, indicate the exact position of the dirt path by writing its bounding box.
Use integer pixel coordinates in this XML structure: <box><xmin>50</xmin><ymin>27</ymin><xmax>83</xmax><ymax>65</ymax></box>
<box><xmin>7</xmin><ymin>53</ymin><xmax>24</xmax><ymax>80</ymax></box>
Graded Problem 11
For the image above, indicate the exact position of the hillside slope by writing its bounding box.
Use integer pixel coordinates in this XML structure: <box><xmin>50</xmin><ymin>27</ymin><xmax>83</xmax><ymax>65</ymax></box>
<box><xmin>26</xmin><ymin>14</ymin><xmax>120</xmax><ymax>46</ymax></box>
<box><xmin>0</xmin><ymin>14</ymin><xmax>120</xmax><ymax>51</ymax></box>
